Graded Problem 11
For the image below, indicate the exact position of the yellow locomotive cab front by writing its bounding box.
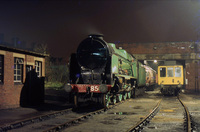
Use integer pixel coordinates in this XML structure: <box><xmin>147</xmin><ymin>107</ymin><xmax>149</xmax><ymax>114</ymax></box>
<box><xmin>158</xmin><ymin>65</ymin><xmax>184</xmax><ymax>95</ymax></box>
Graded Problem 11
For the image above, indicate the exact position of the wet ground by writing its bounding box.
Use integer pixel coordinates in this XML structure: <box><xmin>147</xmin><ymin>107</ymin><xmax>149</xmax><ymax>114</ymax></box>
<box><xmin>0</xmin><ymin>89</ymin><xmax>72</xmax><ymax>127</ymax></box>
<box><xmin>64</xmin><ymin>90</ymin><xmax>162</xmax><ymax>132</ymax></box>
<box><xmin>0</xmin><ymin>88</ymin><xmax>200</xmax><ymax>132</ymax></box>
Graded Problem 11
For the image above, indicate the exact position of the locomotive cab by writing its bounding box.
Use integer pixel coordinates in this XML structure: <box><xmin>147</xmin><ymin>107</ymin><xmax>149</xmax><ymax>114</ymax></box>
<box><xmin>158</xmin><ymin>65</ymin><xmax>184</xmax><ymax>95</ymax></box>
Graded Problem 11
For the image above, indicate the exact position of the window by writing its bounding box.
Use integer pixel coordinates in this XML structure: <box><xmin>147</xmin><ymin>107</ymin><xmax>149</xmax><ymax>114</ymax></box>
<box><xmin>26</xmin><ymin>65</ymin><xmax>33</xmax><ymax>74</ymax></box>
<box><xmin>160</xmin><ymin>67</ymin><xmax>166</xmax><ymax>77</ymax></box>
<box><xmin>35</xmin><ymin>61</ymin><xmax>42</xmax><ymax>77</ymax></box>
<box><xmin>14</xmin><ymin>57</ymin><xmax>24</xmax><ymax>83</ymax></box>
<box><xmin>0</xmin><ymin>55</ymin><xmax>4</xmax><ymax>83</ymax></box>
<box><xmin>175</xmin><ymin>67</ymin><xmax>181</xmax><ymax>77</ymax></box>
<box><xmin>167</xmin><ymin>67</ymin><xmax>174</xmax><ymax>77</ymax></box>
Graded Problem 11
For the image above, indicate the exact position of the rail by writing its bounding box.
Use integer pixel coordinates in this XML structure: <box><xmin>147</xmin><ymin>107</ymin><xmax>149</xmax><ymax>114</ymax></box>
<box><xmin>0</xmin><ymin>108</ymin><xmax>72</xmax><ymax>132</ymax></box>
<box><xmin>126</xmin><ymin>98</ymin><xmax>162</xmax><ymax>132</ymax></box>
<box><xmin>178</xmin><ymin>96</ymin><xmax>192</xmax><ymax>132</ymax></box>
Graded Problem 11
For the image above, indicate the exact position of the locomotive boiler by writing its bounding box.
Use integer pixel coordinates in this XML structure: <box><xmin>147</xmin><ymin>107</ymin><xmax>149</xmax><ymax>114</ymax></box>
<box><xmin>65</xmin><ymin>34</ymin><xmax>146</xmax><ymax>108</ymax></box>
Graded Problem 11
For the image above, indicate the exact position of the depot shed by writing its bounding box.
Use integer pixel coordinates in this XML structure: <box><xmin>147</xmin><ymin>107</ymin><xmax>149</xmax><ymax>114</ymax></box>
<box><xmin>117</xmin><ymin>42</ymin><xmax>200</xmax><ymax>93</ymax></box>
<box><xmin>0</xmin><ymin>45</ymin><xmax>48</xmax><ymax>109</ymax></box>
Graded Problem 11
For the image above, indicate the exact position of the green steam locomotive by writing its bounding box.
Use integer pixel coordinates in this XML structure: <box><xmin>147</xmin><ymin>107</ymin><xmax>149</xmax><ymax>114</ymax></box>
<box><xmin>65</xmin><ymin>34</ymin><xmax>147</xmax><ymax>108</ymax></box>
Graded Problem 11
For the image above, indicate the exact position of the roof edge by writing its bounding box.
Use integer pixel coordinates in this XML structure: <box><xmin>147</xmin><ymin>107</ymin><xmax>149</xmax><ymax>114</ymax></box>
<box><xmin>0</xmin><ymin>45</ymin><xmax>49</xmax><ymax>57</ymax></box>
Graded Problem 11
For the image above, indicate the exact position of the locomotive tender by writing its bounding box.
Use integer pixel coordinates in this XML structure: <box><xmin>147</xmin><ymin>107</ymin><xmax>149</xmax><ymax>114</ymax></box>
<box><xmin>65</xmin><ymin>34</ymin><xmax>147</xmax><ymax>108</ymax></box>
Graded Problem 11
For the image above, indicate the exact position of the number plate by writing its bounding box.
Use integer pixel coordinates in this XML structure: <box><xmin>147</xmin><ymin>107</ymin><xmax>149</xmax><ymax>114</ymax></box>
<box><xmin>90</xmin><ymin>85</ymin><xmax>99</xmax><ymax>92</ymax></box>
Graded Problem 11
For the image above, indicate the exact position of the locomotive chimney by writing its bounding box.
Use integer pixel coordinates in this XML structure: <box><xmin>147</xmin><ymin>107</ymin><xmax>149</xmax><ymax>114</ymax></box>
<box><xmin>88</xmin><ymin>34</ymin><xmax>104</xmax><ymax>39</ymax></box>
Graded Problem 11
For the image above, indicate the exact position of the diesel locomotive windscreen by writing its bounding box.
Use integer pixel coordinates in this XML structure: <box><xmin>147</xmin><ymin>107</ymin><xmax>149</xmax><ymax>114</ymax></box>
<box><xmin>77</xmin><ymin>38</ymin><xmax>108</xmax><ymax>69</ymax></box>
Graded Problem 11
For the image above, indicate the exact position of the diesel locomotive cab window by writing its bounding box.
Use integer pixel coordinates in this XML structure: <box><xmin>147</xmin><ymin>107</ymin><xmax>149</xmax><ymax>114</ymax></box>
<box><xmin>160</xmin><ymin>67</ymin><xmax>166</xmax><ymax>77</ymax></box>
<box><xmin>77</xmin><ymin>39</ymin><xmax>108</xmax><ymax>69</ymax></box>
<box><xmin>14</xmin><ymin>57</ymin><xmax>24</xmax><ymax>83</ymax></box>
<box><xmin>175</xmin><ymin>67</ymin><xmax>181</xmax><ymax>77</ymax></box>
<box><xmin>167</xmin><ymin>67</ymin><xmax>174</xmax><ymax>77</ymax></box>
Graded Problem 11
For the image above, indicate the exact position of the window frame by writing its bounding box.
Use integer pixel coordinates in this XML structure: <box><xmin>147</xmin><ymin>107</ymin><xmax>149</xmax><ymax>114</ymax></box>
<box><xmin>35</xmin><ymin>61</ymin><xmax>42</xmax><ymax>77</ymax></box>
<box><xmin>14</xmin><ymin>57</ymin><xmax>24</xmax><ymax>83</ymax></box>
<box><xmin>159</xmin><ymin>67</ymin><xmax>166</xmax><ymax>77</ymax></box>
<box><xmin>175</xmin><ymin>67</ymin><xmax>182</xmax><ymax>77</ymax></box>
<box><xmin>167</xmin><ymin>67</ymin><xmax>174</xmax><ymax>77</ymax></box>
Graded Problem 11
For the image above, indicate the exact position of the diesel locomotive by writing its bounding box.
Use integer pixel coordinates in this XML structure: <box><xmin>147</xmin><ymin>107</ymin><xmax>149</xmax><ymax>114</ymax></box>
<box><xmin>65</xmin><ymin>34</ymin><xmax>147</xmax><ymax>108</ymax></box>
<box><xmin>158</xmin><ymin>65</ymin><xmax>184</xmax><ymax>95</ymax></box>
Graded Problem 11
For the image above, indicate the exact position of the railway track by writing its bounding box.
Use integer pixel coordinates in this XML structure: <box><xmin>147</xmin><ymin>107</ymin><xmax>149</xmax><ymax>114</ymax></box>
<box><xmin>44</xmin><ymin>101</ymin><xmax>125</xmax><ymax>132</ymax></box>
<box><xmin>1</xmin><ymin>91</ymin><xmax>194</xmax><ymax>132</ymax></box>
<box><xmin>126</xmin><ymin>98</ymin><xmax>162</xmax><ymax>132</ymax></box>
<box><xmin>0</xmin><ymin>90</ymin><xmax>163</xmax><ymax>132</ymax></box>
<box><xmin>0</xmin><ymin>108</ymin><xmax>73</xmax><ymax>132</ymax></box>
<box><xmin>126</xmin><ymin>96</ymin><xmax>193</xmax><ymax>132</ymax></box>
<box><xmin>0</xmin><ymin>100</ymin><xmax>125</xmax><ymax>132</ymax></box>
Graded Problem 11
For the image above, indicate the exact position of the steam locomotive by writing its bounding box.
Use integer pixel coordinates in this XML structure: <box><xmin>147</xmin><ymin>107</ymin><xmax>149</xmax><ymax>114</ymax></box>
<box><xmin>65</xmin><ymin>34</ymin><xmax>153</xmax><ymax>108</ymax></box>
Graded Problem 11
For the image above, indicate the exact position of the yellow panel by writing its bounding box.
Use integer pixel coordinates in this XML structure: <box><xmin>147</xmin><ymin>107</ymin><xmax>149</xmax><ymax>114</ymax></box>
<box><xmin>0</xmin><ymin>50</ymin><xmax>6</xmax><ymax>55</ymax></box>
<box><xmin>34</xmin><ymin>57</ymin><xmax>44</xmax><ymax>62</ymax></box>
<box><xmin>158</xmin><ymin>65</ymin><xmax>184</xmax><ymax>85</ymax></box>
<box><xmin>13</xmin><ymin>53</ymin><xmax>25</xmax><ymax>58</ymax></box>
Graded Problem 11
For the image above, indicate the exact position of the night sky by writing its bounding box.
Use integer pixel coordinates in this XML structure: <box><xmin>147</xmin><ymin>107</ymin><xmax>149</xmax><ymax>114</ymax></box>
<box><xmin>0</xmin><ymin>0</ymin><xmax>200</xmax><ymax>60</ymax></box>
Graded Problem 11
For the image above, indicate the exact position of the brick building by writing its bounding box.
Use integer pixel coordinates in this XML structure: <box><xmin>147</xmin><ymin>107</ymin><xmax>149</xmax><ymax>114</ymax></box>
<box><xmin>117</xmin><ymin>42</ymin><xmax>200</xmax><ymax>92</ymax></box>
<box><xmin>0</xmin><ymin>45</ymin><xmax>47</xmax><ymax>109</ymax></box>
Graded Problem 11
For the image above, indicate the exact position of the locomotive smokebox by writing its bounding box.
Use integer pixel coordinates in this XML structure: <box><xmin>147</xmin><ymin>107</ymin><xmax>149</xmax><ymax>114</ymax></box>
<box><xmin>77</xmin><ymin>34</ymin><xmax>109</xmax><ymax>70</ymax></box>
<box><xmin>88</xmin><ymin>34</ymin><xmax>104</xmax><ymax>39</ymax></box>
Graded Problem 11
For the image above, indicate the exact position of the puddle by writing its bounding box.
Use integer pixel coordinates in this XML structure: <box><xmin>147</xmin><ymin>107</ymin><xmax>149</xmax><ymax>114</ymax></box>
<box><xmin>148</xmin><ymin>126</ymin><xmax>157</xmax><ymax>129</ymax></box>
<box><xmin>108</xmin><ymin>112</ymin><xmax>136</xmax><ymax>115</ymax></box>
<box><xmin>100</xmin><ymin>120</ymin><xmax>117</xmax><ymax>125</ymax></box>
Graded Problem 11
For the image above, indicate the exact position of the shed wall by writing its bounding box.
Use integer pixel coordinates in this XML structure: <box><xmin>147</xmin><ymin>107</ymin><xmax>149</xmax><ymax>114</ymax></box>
<box><xmin>0</xmin><ymin>50</ymin><xmax>45</xmax><ymax>109</ymax></box>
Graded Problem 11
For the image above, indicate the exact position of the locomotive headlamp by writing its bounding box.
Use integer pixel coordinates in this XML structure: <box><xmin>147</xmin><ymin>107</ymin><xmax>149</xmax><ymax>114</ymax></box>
<box><xmin>64</xmin><ymin>83</ymin><xmax>72</xmax><ymax>92</ymax></box>
<box><xmin>99</xmin><ymin>84</ymin><xmax>108</xmax><ymax>93</ymax></box>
